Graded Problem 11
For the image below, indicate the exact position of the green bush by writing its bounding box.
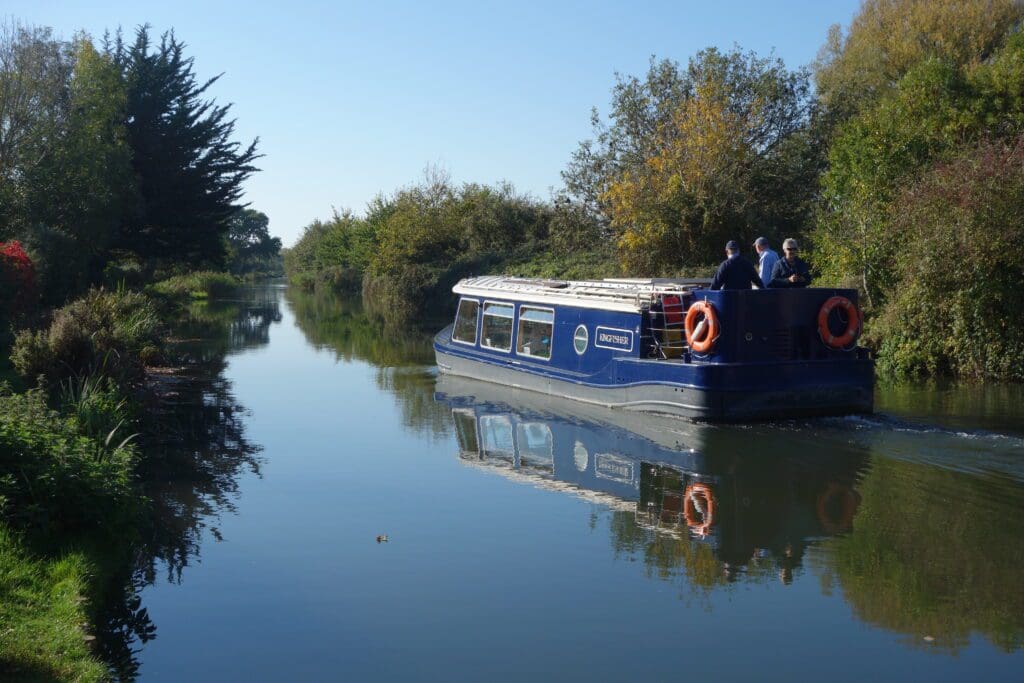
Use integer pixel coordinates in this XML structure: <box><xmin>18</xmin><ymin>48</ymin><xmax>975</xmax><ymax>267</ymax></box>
<box><xmin>812</xmin><ymin>34</ymin><xmax>1024</xmax><ymax>309</ymax></box>
<box><xmin>148</xmin><ymin>271</ymin><xmax>240</xmax><ymax>300</ymax></box>
<box><xmin>285</xmin><ymin>175</ymin><xmax>607</xmax><ymax>323</ymax></box>
<box><xmin>0</xmin><ymin>385</ymin><xmax>136</xmax><ymax>533</ymax></box>
<box><xmin>874</xmin><ymin>138</ymin><xmax>1024</xmax><ymax>380</ymax></box>
<box><xmin>10</xmin><ymin>288</ymin><xmax>161</xmax><ymax>385</ymax></box>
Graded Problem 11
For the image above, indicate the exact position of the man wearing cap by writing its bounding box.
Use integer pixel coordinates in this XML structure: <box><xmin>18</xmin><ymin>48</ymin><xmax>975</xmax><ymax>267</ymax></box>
<box><xmin>770</xmin><ymin>238</ymin><xmax>812</xmax><ymax>288</ymax></box>
<box><xmin>753</xmin><ymin>237</ymin><xmax>780</xmax><ymax>288</ymax></box>
<box><xmin>710</xmin><ymin>240</ymin><xmax>762</xmax><ymax>291</ymax></box>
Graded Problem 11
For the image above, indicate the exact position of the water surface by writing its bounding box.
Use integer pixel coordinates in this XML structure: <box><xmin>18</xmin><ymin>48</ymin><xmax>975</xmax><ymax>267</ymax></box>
<box><xmin>125</xmin><ymin>284</ymin><xmax>1024</xmax><ymax>681</ymax></box>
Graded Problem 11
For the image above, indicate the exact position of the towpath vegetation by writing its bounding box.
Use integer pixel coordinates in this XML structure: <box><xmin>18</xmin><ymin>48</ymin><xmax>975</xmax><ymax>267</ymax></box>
<box><xmin>0</xmin><ymin>22</ymin><xmax>278</xmax><ymax>679</ymax></box>
<box><xmin>286</xmin><ymin>0</ymin><xmax>1024</xmax><ymax>382</ymax></box>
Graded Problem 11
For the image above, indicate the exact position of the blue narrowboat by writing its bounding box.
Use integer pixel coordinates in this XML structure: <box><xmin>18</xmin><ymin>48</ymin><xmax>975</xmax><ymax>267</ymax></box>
<box><xmin>433</xmin><ymin>276</ymin><xmax>874</xmax><ymax>421</ymax></box>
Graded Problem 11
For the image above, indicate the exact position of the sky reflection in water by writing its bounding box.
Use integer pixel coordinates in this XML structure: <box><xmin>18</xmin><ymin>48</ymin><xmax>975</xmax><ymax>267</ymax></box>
<box><xmin>131</xmin><ymin>285</ymin><xmax>1024</xmax><ymax>681</ymax></box>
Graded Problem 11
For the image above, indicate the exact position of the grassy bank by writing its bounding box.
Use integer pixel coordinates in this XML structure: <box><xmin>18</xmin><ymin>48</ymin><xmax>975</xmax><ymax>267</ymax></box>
<box><xmin>0</xmin><ymin>273</ymin><xmax>244</xmax><ymax>679</ymax></box>
<box><xmin>0</xmin><ymin>527</ymin><xmax>107</xmax><ymax>682</ymax></box>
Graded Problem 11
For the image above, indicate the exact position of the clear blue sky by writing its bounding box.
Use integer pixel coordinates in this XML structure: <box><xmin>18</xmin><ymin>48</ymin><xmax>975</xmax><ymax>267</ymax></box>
<box><xmin>8</xmin><ymin>0</ymin><xmax>860</xmax><ymax>245</ymax></box>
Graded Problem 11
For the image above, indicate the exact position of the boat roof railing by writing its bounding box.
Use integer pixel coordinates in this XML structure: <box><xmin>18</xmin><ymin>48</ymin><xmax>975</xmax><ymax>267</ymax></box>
<box><xmin>452</xmin><ymin>275</ymin><xmax>712</xmax><ymax>313</ymax></box>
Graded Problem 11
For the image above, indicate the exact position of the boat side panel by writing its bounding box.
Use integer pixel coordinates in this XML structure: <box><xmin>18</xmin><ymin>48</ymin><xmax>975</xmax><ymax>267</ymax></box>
<box><xmin>435</xmin><ymin>347</ymin><xmax>873</xmax><ymax>421</ymax></box>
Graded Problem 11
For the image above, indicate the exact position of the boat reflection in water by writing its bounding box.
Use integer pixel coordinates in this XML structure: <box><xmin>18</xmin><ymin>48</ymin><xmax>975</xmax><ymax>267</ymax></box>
<box><xmin>435</xmin><ymin>375</ymin><xmax>869</xmax><ymax>584</ymax></box>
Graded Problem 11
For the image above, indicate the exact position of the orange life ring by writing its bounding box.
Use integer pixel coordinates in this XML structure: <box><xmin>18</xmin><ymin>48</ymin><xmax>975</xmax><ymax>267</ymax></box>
<box><xmin>685</xmin><ymin>301</ymin><xmax>719</xmax><ymax>353</ymax></box>
<box><xmin>817</xmin><ymin>296</ymin><xmax>861</xmax><ymax>349</ymax></box>
<box><xmin>816</xmin><ymin>482</ymin><xmax>861</xmax><ymax>534</ymax></box>
<box><xmin>683</xmin><ymin>483</ymin><xmax>716</xmax><ymax>537</ymax></box>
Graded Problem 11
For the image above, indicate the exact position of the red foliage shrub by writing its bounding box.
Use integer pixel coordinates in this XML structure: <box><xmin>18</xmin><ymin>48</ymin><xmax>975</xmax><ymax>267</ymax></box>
<box><xmin>0</xmin><ymin>240</ymin><xmax>37</xmax><ymax>320</ymax></box>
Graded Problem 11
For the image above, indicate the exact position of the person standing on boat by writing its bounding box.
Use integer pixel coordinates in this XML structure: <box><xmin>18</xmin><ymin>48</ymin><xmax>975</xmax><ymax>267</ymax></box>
<box><xmin>753</xmin><ymin>236</ymin><xmax>780</xmax><ymax>288</ymax></box>
<box><xmin>770</xmin><ymin>238</ymin><xmax>812</xmax><ymax>288</ymax></box>
<box><xmin>710</xmin><ymin>240</ymin><xmax>762</xmax><ymax>290</ymax></box>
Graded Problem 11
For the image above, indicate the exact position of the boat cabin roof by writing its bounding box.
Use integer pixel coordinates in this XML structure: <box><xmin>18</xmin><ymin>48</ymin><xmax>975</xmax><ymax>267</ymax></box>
<box><xmin>452</xmin><ymin>275</ymin><xmax>712</xmax><ymax>313</ymax></box>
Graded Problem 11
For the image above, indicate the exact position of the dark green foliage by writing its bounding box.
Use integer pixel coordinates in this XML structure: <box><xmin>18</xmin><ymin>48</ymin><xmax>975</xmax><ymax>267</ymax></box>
<box><xmin>11</xmin><ymin>289</ymin><xmax>161</xmax><ymax>385</ymax></box>
<box><xmin>19</xmin><ymin>224</ymin><xmax>91</xmax><ymax>306</ymax></box>
<box><xmin>1</xmin><ymin>30</ymin><xmax>134</xmax><ymax>302</ymax></box>
<box><xmin>285</xmin><ymin>171</ymin><xmax>609</xmax><ymax>324</ymax></box>
<box><xmin>0</xmin><ymin>23</ymin><xmax>72</xmax><ymax>240</ymax></box>
<box><xmin>109</xmin><ymin>26</ymin><xmax>260</xmax><ymax>269</ymax></box>
<box><xmin>284</xmin><ymin>209</ymin><xmax>377</xmax><ymax>291</ymax></box>
<box><xmin>0</xmin><ymin>385</ymin><xmax>136</xmax><ymax>534</ymax></box>
<box><xmin>874</xmin><ymin>138</ymin><xmax>1024</xmax><ymax>380</ymax></box>
<box><xmin>2</xmin><ymin>23</ymin><xmax>263</xmax><ymax>304</ymax></box>
<box><xmin>19</xmin><ymin>40</ymin><xmax>134</xmax><ymax>280</ymax></box>
<box><xmin>226</xmin><ymin>209</ymin><xmax>282</xmax><ymax>276</ymax></box>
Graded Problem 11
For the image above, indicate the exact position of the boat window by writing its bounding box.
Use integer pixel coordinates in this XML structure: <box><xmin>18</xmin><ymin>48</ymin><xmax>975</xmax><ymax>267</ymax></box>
<box><xmin>516</xmin><ymin>306</ymin><xmax>554</xmax><ymax>360</ymax></box>
<box><xmin>480</xmin><ymin>415</ymin><xmax>514</xmax><ymax>460</ymax></box>
<box><xmin>481</xmin><ymin>302</ymin><xmax>514</xmax><ymax>352</ymax></box>
<box><xmin>452</xmin><ymin>299</ymin><xmax>480</xmax><ymax>344</ymax></box>
<box><xmin>517</xmin><ymin>423</ymin><xmax>553</xmax><ymax>466</ymax></box>
<box><xmin>573</xmin><ymin>441</ymin><xmax>589</xmax><ymax>472</ymax></box>
<box><xmin>573</xmin><ymin>325</ymin><xmax>588</xmax><ymax>355</ymax></box>
<box><xmin>452</xmin><ymin>409</ymin><xmax>480</xmax><ymax>459</ymax></box>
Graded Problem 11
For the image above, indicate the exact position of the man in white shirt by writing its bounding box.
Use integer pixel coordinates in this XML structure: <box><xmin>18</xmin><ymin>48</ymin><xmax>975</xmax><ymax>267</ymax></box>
<box><xmin>753</xmin><ymin>236</ymin><xmax>780</xmax><ymax>288</ymax></box>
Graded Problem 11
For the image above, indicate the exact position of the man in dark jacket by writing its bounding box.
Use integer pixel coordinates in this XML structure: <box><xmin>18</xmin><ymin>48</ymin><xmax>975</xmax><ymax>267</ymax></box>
<box><xmin>710</xmin><ymin>240</ymin><xmax>762</xmax><ymax>290</ymax></box>
<box><xmin>770</xmin><ymin>238</ymin><xmax>812</xmax><ymax>288</ymax></box>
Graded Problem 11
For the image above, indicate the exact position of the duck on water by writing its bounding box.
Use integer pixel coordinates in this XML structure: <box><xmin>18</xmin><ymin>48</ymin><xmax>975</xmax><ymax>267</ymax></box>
<box><xmin>433</xmin><ymin>274</ymin><xmax>873</xmax><ymax>422</ymax></box>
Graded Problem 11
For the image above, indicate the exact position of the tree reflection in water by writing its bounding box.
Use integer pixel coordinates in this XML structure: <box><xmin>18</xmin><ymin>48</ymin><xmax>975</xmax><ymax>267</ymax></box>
<box><xmin>285</xmin><ymin>286</ymin><xmax>451</xmax><ymax>438</ymax></box>
<box><xmin>819</xmin><ymin>456</ymin><xmax>1024</xmax><ymax>653</ymax></box>
<box><xmin>95</xmin><ymin>286</ymin><xmax>281</xmax><ymax>680</ymax></box>
<box><xmin>434</xmin><ymin>375</ymin><xmax>1024</xmax><ymax>653</ymax></box>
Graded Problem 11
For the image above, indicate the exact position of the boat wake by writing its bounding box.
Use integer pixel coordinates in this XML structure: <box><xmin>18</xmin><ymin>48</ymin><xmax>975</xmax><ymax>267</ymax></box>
<box><xmin>812</xmin><ymin>413</ymin><xmax>1024</xmax><ymax>484</ymax></box>
<box><xmin>835</xmin><ymin>412</ymin><xmax>1024</xmax><ymax>445</ymax></box>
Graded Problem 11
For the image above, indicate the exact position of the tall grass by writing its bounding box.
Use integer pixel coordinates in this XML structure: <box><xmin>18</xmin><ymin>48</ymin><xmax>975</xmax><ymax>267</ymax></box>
<box><xmin>58</xmin><ymin>373</ymin><xmax>138</xmax><ymax>452</ymax></box>
<box><xmin>149</xmin><ymin>271</ymin><xmax>240</xmax><ymax>300</ymax></box>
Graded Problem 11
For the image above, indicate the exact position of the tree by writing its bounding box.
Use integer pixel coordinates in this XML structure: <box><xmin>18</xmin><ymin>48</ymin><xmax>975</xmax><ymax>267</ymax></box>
<box><xmin>226</xmin><ymin>209</ymin><xmax>281</xmax><ymax>274</ymax></box>
<box><xmin>0</xmin><ymin>22</ymin><xmax>72</xmax><ymax>238</ymax></box>
<box><xmin>566</xmin><ymin>49</ymin><xmax>815</xmax><ymax>272</ymax></box>
<box><xmin>19</xmin><ymin>38</ymin><xmax>133</xmax><ymax>280</ymax></box>
<box><xmin>812</xmin><ymin>33</ymin><xmax>1024</xmax><ymax>308</ymax></box>
<box><xmin>874</xmin><ymin>137</ymin><xmax>1024</xmax><ymax>380</ymax></box>
<box><xmin>813</xmin><ymin>0</ymin><xmax>1024</xmax><ymax>130</ymax></box>
<box><xmin>111</xmin><ymin>26</ymin><xmax>260</xmax><ymax>268</ymax></box>
<box><xmin>0</xmin><ymin>29</ymin><xmax>133</xmax><ymax>301</ymax></box>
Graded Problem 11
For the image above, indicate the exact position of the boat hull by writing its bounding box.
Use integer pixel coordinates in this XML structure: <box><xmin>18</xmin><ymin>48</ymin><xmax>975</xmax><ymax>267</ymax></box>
<box><xmin>435</xmin><ymin>344</ymin><xmax>873</xmax><ymax>422</ymax></box>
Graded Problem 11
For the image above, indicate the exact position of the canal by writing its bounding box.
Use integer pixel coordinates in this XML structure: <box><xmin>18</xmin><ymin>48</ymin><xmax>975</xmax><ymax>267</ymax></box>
<box><xmin>121</xmin><ymin>283</ymin><xmax>1024</xmax><ymax>680</ymax></box>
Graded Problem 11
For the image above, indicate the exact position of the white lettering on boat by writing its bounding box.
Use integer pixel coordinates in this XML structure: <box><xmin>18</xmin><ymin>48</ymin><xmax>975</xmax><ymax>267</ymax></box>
<box><xmin>594</xmin><ymin>326</ymin><xmax>634</xmax><ymax>352</ymax></box>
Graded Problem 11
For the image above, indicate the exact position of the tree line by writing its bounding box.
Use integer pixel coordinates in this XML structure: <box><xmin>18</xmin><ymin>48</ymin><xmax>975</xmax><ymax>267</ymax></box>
<box><xmin>0</xmin><ymin>22</ymin><xmax>279</xmax><ymax>310</ymax></box>
<box><xmin>287</xmin><ymin>0</ymin><xmax>1024</xmax><ymax>380</ymax></box>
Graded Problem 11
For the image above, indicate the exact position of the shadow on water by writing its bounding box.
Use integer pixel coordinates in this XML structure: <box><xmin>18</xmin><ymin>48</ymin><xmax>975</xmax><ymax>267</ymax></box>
<box><xmin>94</xmin><ymin>285</ymin><xmax>282</xmax><ymax>680</ymax></box>
<box><xmin>433</xmin><ymin>374</ymin><xmax>1024</xmax><ymax>654</ymax></box>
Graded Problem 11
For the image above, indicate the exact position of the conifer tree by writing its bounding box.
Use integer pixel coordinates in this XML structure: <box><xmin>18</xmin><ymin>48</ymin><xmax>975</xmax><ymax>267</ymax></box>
<box><xmin>111</xmin><ymin>26</ymin><xmax>259</xmax><ymax>268</ymax></box>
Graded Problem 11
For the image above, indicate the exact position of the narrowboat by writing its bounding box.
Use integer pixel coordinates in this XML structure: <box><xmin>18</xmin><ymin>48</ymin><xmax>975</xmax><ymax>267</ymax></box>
<box><xmin>433</xmin><ymin>276</ymin><xmax>874</xmax><ymax>421</ymax></box>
